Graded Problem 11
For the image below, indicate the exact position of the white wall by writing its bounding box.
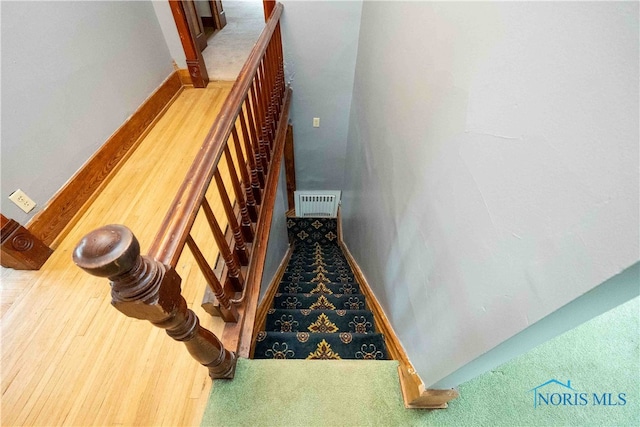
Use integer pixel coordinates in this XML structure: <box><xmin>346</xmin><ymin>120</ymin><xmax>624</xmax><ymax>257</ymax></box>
<box><xmin>280</xmin><ymin>0</ymin><xmax>362</xmax><ymax>190</ymax></box>
<box><xmin>259</xmin><ymin>152</ymin><xmax>290</xmax><ymax>301</ymax></box>
<box><xmin>151</xmin><ymin>0</ymin><xmax>187</xmax><ymax>68</ymax></box>
<box><xmin>1</xmin><ymin>1</ymin><xmax>174</xmax><ymax>223</ymax></box>
<box><xmin>342</xmin><ymin>1</ymin><xmax>639</xmax><ymax>387</ymax></box>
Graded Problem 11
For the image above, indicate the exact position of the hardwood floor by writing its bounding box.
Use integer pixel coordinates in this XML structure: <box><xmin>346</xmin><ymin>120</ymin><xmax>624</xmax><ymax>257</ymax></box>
<box><xmin>1</xmin><ymin>82</ymin><xmax>237</xmax><ymax>426</ymax></box>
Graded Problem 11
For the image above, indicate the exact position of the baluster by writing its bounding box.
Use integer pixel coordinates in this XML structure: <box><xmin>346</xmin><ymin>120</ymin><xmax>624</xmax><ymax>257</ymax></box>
<box><xmin>275</xmin><ymin>28</ymin><xmax>285</xmax><ymax>113</ymax></box>
<box><xmin>223</xmin><ymin>142</ymin><xmax>254</xmax><ymax>242</ymax></box>
<box><xmin>251</xmin><ymin>80</ymin><xmax>270</xmax><ymax>175</ymax></box>
<box><xmin>186</xmin><ymin>234</ymin><xmax>239</xmax><ymax>321</ymax></box>
<box><xmin>267</xmin><ymin>42</ymin><xmax>278</xmax><ymax>135</ymax></box>
<box><xmin>256</xmin><ymin>63</ymin><xmax>271</xmax><ymax>163</ymax></box>
<box><xmin>275</xmin><ymin>25</ymin><xmax>285</xmax><ymax>118</ymax></box>
<box><xmin>249</xmin><ymin>82</ymin><xmax>267</xmax><ymax>185</ymax></box>
<box><xmin>267</xmin><ymin>40</ymin><xmax>279</xmax><ymax>135</ymax></box>
<box><xmin>72</xmin><ymin>225</ymin><xmax>237</xmax><ymax>379</ymax></box>
<box><xmin>270</xmin><ymin>49</ymin><xmax>281</xmax><ymax>123</ymax></box>
<box><xmin>214</xmin><ymin>170</ymin><xmax>250</xmax><ymax>265</ymax></box>
<box><xmin>265</xmin><ymin>45</ymin><xmax>277</xmax><ymax>138</ymax></box>
<box><xmin>239</xmin><ymin>105</ymin><xmax>263</xmax><ymax>205</ymax></box>
<box><xmin>276</xmin><ymin>23</ymin><xmax>285</xmax><ymax>103</ymax></box>
<box><xmin>258</xmin><ymin>61</ymin><xmax>273</xmax><ymax>158</ymax></box>
<box><xmin>263</xmin><ymin>42</ymin><xmax>276</xmax><ymax>143</ymax></box>
<box><xmin>201</xmin><ymin>198</ymin><xmax>245</xmax><ymax>290</ymax></box>
<box><xmin>247</xmin><ymin>82</ymin><xmax>261</xmax><ymax>154</ymax></box>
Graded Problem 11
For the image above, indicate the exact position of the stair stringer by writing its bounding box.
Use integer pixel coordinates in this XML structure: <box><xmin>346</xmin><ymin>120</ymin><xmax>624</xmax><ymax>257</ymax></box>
<box><xmin>250</xmin><ymin>246</ymin><xmax>294</xmax><ymax>358</ymax></box>
<box><xmin>336</xmin><ymin>211</ymin><xmax>459</xmax><ymax>409</ymax></box>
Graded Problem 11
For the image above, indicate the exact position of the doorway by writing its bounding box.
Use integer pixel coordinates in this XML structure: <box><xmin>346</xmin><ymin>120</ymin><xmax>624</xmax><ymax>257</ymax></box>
<box><xmin>174</xmin><ymin>0</ymin><xmax>266</xmax><ymax>85</ymax></box>
<box><xmin>201</xmin><ymin>0</ymin><xmax>265</xmax><ymax>81</ymax></box>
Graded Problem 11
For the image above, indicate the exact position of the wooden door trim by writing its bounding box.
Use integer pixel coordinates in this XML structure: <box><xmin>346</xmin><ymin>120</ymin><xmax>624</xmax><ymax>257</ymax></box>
<box><xmin>170</xmin><ymin>0</ymin><xmax>275</xmax><ymax>86</ymax></box>
<box><xmin>211</xmin><ymin>0</ymin><xmax>227</xmax><ymax>29</ymax></box>
<box><xmin>169</xmin><ymin>0</ymin><xmax>209</xmax><ymax>88</ymax></box>
<box><xmin>263</xmin><ymin>1</ymin><xmax>275</xmax><ymax>21</ymax></box>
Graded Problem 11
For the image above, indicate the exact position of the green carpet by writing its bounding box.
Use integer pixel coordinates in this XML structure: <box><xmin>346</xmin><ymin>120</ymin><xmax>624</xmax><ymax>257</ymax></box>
<box><xmin>202</xmin><ymin>297</ymin><xmax>638</xmax><ymax>426</ymax></box>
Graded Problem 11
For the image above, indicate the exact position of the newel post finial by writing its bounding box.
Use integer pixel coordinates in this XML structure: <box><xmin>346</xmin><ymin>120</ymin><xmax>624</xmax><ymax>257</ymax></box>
<box><xmin>73</xmin><ymin>224</ymin><xmax>237</xmax><ymax>380</ymax></box>
<box><xmin>72</xmin><ymin>224</ymin><xmax>139</xmax><ymax>278</ymax></box>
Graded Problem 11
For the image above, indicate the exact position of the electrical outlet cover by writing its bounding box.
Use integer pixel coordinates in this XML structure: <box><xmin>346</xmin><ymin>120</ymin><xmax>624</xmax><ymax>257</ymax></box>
<box><xmin>9</xmin><ymin>189</ymin><xmax>36</xmax><ymax>213</ymax></box>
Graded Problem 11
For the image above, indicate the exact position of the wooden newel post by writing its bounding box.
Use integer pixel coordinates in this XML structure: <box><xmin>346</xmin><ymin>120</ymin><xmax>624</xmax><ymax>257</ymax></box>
<box><xmin>72</xmin><ymin>224</ymin><xmax>237</xmax><ymax>379</ymax></box>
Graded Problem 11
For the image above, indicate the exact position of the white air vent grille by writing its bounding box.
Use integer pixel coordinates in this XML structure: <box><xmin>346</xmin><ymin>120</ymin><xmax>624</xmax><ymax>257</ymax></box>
<box><xmin>294</xmin><ymin>190</ymin><xmax>341</xmax><ymax>217</ymax></box>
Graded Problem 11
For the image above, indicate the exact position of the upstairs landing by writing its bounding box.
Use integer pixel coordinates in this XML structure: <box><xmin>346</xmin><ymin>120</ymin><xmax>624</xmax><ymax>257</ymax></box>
<box><xmin>203</xmin><ymin>297</ymin><xmax>639</xmax><ymax>426</ymax></box>
<box><xmin>1</xmin><ymin>83</ymin><xmax>234</xmax><ymax>427</ymax></box>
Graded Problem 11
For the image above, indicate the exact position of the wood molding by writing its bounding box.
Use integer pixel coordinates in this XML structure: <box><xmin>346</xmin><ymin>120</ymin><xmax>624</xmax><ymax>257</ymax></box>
<box><xmin>178</xmin><ymin>68</ymin><xmax>193</xmax><ymax>86</ymax></box>
<box><xmin>398</xmin><ymin>366</ymin><xmax>460</xmax><ymax>409</ymax></box>
<box><xmin>250</xmin><ymin>246</ymin><xmax>293</xmax><ymax>357</ymax></box>
<box><xmin>211</xmin><ymin>0</ymin><xmax>227</xmax><ymax>30</ymax></box>
<box><xmin>1</xmin><ymin>214</ymin><xmax>53</xmax><ymax>270</ymax></box>
<box><xmin>337</xmin><ymin>211</ymin><xmax>459</xmax><ymax>409</ymax></box>
<box><xmin>26</xmin><ymin>71</ymin><xmax>184</xmax><ymax>248</ymax></box>
<box><xmin>284</xmin><ymin>124</ymin><xmax>296</xmax><ymax>211</ymax></box>
<box><xmin>170</xmin><ymin>0</ymin><xmax>209</xmax><ymax>88</ymax></box>
<box><xmin>263</xmin><ymin>0</ymin><xmax>276</xmax><ymax>22</ymax></box>
<box><xmin>220</xmin><ymin>87</ymin><xmax>292</xmax><ymax>358</ymax></box>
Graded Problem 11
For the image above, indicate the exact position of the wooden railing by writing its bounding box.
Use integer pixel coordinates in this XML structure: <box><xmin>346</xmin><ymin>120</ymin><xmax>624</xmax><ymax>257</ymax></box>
<box><xmin>72</xmin><ymin>3</ymin><xmax>290</xmax><ymax>379</ymax></box>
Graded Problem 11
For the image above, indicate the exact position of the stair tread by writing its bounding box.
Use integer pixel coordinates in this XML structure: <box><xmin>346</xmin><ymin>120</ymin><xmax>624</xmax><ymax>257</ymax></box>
<box><xmin>264</xmin><ymin>309</ymin><xmax>377</xmax><ymax>333</ymax></box>
<box><xmin>284</xmin><ymin>265</ymin><xmax>353</xmax><ymax>272</ymax></box>
<box><xmin>281</xmin><ymin>272</ymin><xmax>356</xmax><ymax>283</ymax></box>
<box><xmin>254</xmin><ymin>332</ymin><xmax>388</xmax><ymax>360</ymax></box>
<box><xmin>273</xmin><ymin>293</ymin><xmax>367</xmax><ymax>310</ymax></box>
<box><xmin>255</xmin><ymin>217</ymin><xmax>388</xmax><ymax>361</ymax></box>
<box><xmin>277</xmin><ymin>281</ymin><xmax>361</xmax><ymax>294</ymax></box>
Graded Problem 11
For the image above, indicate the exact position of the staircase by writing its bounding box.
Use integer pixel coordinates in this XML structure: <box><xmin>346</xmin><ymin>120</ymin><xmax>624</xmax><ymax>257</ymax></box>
<box><xmin>253</xmin><ymin>217</ymin><xmax>388</xmax><ymax>360</ymax></box>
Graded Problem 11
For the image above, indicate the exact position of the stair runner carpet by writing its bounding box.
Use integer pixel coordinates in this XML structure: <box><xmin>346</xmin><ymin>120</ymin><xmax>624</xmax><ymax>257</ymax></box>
<box><xmin>253</xmin><ymin>217</ymin><xmax>388</xmax><ymax>360</ymax></box>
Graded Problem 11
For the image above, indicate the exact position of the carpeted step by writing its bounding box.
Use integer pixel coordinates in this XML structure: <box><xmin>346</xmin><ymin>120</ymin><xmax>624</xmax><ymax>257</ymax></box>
<box><xmin>291</xmin><ymin>244</ymin><xmax>344</xmax><ymax>252</ymax></box>
<box><xmin>287</xmin><ymin>217</ymin><xmax>339</xmax><ymax>245</ymax></box>
<box><xmin>287</xmin><ymin>257</ymin><xmax>350</xmax><ymax>268</ymax></box>
<box><xmin>288</xmin><ymin>254</ymin><xmax>350</xmax><ymax>263</ymax></box>
<box><xmin>290</xmin><ymin>245</ymin><xmax>346</xmax><ymax>252</ymax></box>
<box><xmin>253</xmin><ymin>215</ymin><xmax>389</xmax><ymax>365</ymax></box>
<box><xmin>281</xmin><ymin>271</ymin><xmax>356</xmax><ymax>283</ymax></box>
<box><xmin>273</xmin><ymin>293</ymin><xmax>367</xmax><ymax>310</ymax></box>
<box><xmin>283</xmin><ymin>265</ymin><xmax>355</xmax><ymax>276</ymax></box>
<box><xmin>264</xmin><ymin>309</ymin><xmax>377</xmax><ymax>333</ymax></box>
<box><xmin>277</xmin><ymin>281</ymin><xmax>361</xmax><ymax>295</ymax></box>
<box><xmin>286</xmin><ymin>253</ymin><xmax>351</xmax><ymax>261</ymax></box>
<box><xmin>254</xmin><ymin>332</ymin><xmax>388</xmax><ymax>360</ymax></box>
<box><xmin>292</xmin><ymin>242</ymin><xmax>344</xmax><ymax>250</ymax></box>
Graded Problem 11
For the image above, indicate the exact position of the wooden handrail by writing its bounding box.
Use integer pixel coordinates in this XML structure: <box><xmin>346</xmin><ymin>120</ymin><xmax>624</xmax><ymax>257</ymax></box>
<box><xmin>73</xmin><ymin>3</ymin><xmax>289</xmax><ymax>380</ymax></box>
<box><xmin>73</xmin><ymin>225</ymin><xmax>237</xmax><ymax>379</ymax></box>
<box><xmin>148</xmin><ymin>3</ymin><xmax>284</xmax><ymax>267</ymax></box>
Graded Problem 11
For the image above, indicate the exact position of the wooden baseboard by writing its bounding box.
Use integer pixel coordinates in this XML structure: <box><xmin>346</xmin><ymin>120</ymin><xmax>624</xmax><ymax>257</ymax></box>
<box><xmin>336</xmin><ymin>210</ymin><xmax>459</xmax><ymax>409</ymax></box>
<box><xmin>397</xmin><ymin>365</ymin><xmax>460</xmax><ymax>409</ymax></box>
<box><xmin>178</xmin><ymin>69</ymin><xmax>193</xmax><ymax>86</ymax></box>
<box><xmin>249</xmin><ymin>247</ymin><xmax>293</xmax><ymax>357</ymax></box>
<box><xmin>26</xmin><ymin>71</ymin><xmax>184</xmax><ymax>248</ymax></box>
